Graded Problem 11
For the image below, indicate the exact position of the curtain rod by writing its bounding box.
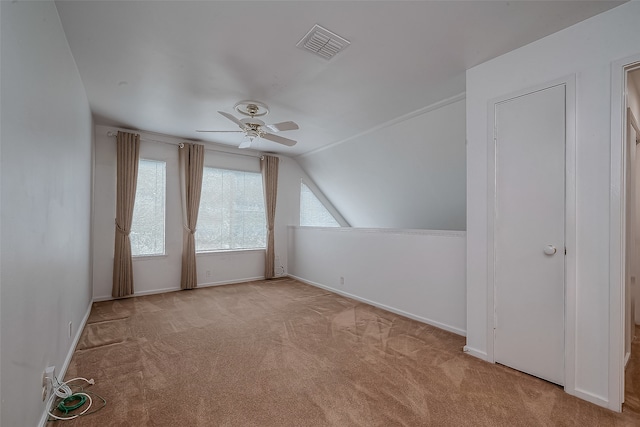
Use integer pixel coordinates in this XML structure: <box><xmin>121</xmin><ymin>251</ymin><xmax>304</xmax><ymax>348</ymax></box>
<box><xmin>106</xmin><ymin>131</ymin><xmax>263</xmax><ymax>159</ymax></box>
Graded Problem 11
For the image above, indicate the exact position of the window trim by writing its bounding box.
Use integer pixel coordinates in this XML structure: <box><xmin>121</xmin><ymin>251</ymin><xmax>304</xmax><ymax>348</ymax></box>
<box><xmin>196</xmin><ymin>248</ymin><xmax>265</xmax><ymax>256</ymax></box>
<box><xmin>132</xmin><ymin>253</ymin><xmax>169</xmax><ymax>260</ymax></box>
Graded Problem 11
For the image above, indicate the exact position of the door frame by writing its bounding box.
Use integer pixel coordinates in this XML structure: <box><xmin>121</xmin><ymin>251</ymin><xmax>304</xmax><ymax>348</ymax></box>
<box><xmin>610</xmin><ymin>54</ymin><xmax>640</xmax><ymax>412</ymax></box>
<box><xmin>486</xmin><ymin>75</ymin><xmax>577</xmax><ymax>394</ymax></box>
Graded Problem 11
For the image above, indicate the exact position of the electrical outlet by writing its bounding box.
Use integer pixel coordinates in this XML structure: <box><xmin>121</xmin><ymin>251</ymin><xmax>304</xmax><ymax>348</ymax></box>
<box><xmin>340</xmin><ymin>276</ymin><xmax>345</xmax><ymax>286</ymax></box>
<box><xmin>42</xmin><ymin>366</ymin><xmax>55</xmax><ymax>401</ymax></box>
<box><xmin>274</xmin><ymin>255</ymin><xmax>285</xmax><ymax>276</ymax></box>
<box><xmin>206</xmin><ymin>270</ymin><xmax>211</xmax><ymax>278</ymax></box>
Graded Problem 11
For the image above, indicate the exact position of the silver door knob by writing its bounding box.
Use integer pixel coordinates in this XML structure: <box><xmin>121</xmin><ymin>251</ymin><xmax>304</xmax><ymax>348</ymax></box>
<box><xmin>544</xmin><ymin>245</ymin><xmax>557</xmax><ymax>255</ymax></box>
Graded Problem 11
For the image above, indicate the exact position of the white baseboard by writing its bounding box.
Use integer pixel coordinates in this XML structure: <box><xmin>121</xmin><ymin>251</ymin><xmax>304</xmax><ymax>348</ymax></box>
<box><xmin>93</xmin><ymin>276</ymin><xmax>267</xmax><ymax>301</ymax></box>
<box><xmin>566</xmin><ymin>387</ymin><xmax>610</xmax><ymax>410</ymax></box>
<box><xmin>93</xmin><ymin>286</ymin><xmax>180</xmax><ymax>301</ymax></box>
<box><xmin>288</xmin><ymin>274</ymin><xmax>466</xmax><ymax>337</ymax></box>
<box><xmin>38</xmin><ymin>300</ymin><xmax>93</xmax><ymax>427</ymax></box>
<box><xmin>463</xmin><ymin>346</ymin><xmax>488</xmax><ymax>360</ymax></box>
<box><xmin>197</xmin><ymin>276</ymin><xmax>265</xmax><ymax>288</ymax></box>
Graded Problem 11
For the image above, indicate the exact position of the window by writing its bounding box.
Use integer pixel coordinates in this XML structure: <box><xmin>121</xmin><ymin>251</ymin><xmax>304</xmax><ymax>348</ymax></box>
<box><xmin>196</xmin><ymin>167</ymin><xmax>266</xmax><ymax>251</ymax></box>
<box><xmin>300</xmin><ymin>182</ymin><xmax>340</xmax><ymax>227</ymax></box>
<box><xmin>131</xmin><ymin>159</ymin><xmax>166</xmax><ymax>256</ymax></box>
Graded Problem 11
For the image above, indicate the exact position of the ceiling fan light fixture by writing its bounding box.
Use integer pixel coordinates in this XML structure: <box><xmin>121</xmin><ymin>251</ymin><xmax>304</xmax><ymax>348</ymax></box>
<box><xmin>198</xmin><ymin>101</ymin><xmax>298</xmax><ymax>149</ymax></box>
<box><xmin>245</xmin><ymin>129</ymin><xmax>259</xmax><ymax>141</ymax></box>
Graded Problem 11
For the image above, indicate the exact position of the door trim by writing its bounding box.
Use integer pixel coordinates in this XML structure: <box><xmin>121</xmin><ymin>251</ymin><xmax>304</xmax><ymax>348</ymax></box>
<box><xmin>486</xmin><ymin>75</ymin><xmax>576</xmax><ymax>395</ymax></box>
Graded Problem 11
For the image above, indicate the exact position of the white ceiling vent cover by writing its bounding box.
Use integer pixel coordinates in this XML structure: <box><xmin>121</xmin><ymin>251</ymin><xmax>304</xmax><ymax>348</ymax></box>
<box><xmin>297</xmin><ymin>24</ymin><xmax>350</xmax><ymax>60</ymax></box>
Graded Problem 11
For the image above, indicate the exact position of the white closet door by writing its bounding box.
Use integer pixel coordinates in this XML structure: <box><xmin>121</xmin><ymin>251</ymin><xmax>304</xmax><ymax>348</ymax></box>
<box><xmin>494</xmin><ymin>84</ymin><xmax>566</xmax><ymax>385</ymax></box>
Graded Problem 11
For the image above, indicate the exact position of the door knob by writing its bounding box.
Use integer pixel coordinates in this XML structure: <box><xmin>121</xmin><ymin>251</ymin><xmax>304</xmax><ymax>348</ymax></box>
<box><xmin>544</xmin><ymin>245</ymin><xmax>557</xmax><ymax>255</ymax></box>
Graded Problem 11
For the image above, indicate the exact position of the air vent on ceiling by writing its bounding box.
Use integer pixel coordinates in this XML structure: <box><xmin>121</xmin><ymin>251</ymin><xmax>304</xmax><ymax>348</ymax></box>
<box><xmin>296</xmin><ymin>24</ymin><xmax>350</xmax><ymax>60</ymax></box>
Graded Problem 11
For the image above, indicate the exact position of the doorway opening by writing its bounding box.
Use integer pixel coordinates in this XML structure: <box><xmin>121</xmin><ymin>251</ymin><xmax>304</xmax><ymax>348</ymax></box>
<box><xmin>621</xmin><ymin>63</ymin><xmax>640</xmax><ymax>412</ymax></box>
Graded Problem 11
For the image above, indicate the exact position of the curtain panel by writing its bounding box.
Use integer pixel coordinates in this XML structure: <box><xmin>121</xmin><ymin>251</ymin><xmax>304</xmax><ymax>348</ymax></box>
<box><xmin>112</xmin><ymin>131</ymin><xmax>140</xmax><ymax>298</ymax></box>
<box><xmin>261</xmin><ymin>155</ymin><xmax>279</xmax><ymax>279</ymax></box>
<box><xmin>179</xmin><ymin>143</ymin><xmax>205</xmax><ymax>289</ymax></box>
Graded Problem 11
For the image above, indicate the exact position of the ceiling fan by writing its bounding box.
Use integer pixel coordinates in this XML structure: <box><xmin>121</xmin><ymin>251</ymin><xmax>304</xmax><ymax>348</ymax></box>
<box><xmin>197</xmin><ymin>100</ymin><xmax>299</xmax><ymax>149</ymax></box>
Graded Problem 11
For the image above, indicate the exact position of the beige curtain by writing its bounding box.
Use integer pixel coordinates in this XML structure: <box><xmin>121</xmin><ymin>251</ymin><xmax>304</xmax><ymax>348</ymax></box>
<box><xmin>261</xmin><ymin>155</ymin><xmax>279</xmax><ymax>279</ymax></box>
<box><xmin>112</xmin><ymin>131</ymin><xmax>140</xmax><ymax>298</ymax></box>
<box><xmin>179</xmin><ymin>143</ymin><xmax>205</xmax><ymax>290</ymax></box>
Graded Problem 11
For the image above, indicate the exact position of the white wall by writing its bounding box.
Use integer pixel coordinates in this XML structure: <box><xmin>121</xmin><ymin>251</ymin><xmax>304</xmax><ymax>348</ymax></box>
<box><xmin>466</xmin><ymin>1</ymin><xmax>639</xmax><ymax>409</ymax></box>
<box><xmin>93</xmin><ymin>125</ymin><xmax>316</xmax><ymax>300</ymax></box>
<box><xmin>297</xmin><ymin>96</ymin><xmax>466</xmax><ymax>230</ymax></box>
<box><xmin>0</xmin><ymin>2</ymin><xmax>93</xmax><ymax>426</ymax></box>
<box><xmin>288</xmin><ymin>227</ymin><xmax>466</xmax><ymax>335</ymax></box>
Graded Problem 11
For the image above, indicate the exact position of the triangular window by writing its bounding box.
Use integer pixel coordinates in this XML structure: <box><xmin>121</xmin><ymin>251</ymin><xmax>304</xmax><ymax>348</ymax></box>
<box><xmin>300</xmin><ymin>182</ymin><xmax>340</xmax><ymax>227</ymax></box>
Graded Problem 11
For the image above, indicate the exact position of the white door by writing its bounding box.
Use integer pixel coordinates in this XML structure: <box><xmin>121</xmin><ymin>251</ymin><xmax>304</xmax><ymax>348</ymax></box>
<box><xmin>494</xmin><ymin>84</ymin><xmax>566</xmax><ymax>386</ymax></box>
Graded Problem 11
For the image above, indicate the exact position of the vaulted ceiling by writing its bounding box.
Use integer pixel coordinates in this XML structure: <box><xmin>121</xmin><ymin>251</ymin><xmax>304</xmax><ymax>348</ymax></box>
<box><xmin>55</xmin><ymin>1</ymin><xmax>623</xmax><ymax>156</ymax></box>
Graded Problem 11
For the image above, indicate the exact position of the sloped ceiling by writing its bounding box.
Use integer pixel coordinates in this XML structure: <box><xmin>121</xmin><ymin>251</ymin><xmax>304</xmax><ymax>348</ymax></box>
<box><xmin>55</xmin><ymin>1</ymin><xmax>624</xmax><ymax>229</ymax></box>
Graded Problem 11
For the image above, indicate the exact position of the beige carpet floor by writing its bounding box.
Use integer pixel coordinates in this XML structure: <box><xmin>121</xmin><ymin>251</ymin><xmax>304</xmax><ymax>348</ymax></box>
<box><xmin>48</xmin><ymin>278</ymin><xmax>640</xmax><ymax>426</ymax></box>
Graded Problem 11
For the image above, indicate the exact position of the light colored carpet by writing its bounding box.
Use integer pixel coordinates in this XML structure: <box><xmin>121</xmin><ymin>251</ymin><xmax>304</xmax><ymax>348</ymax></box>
<box><xmin>49</xmin><ymin>278</ymin><xmax>640</xmax><ymax>426</ymax></box>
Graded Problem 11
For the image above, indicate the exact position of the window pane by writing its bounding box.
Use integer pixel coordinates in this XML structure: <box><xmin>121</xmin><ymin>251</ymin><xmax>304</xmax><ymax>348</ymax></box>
<box><xmin>300</xmin><ymin>182</ymin><xmax>340</xmax><ymax>227</ymax></box>
<box><xmin>131</xmin><ymin>159</ymin><xmax>166</xmax><ymax>256</ymax></box>
<box><xmin>196</xmin><ymin>168</ymin><xmax>266</xmax><ymax>251</ymax></box>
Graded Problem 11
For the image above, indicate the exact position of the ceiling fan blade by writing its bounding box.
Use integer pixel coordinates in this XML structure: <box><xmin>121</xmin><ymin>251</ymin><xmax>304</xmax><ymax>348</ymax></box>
<box><xmin>265</xmin><ymin>121</ymin><xmax>299</xmax><ymax>133</ymax></box>
<box><xmin>238</xmin><ymin>138</ymin><xmax>253</xmax><ymax>149</ymax></box>
<box><xmin>262</xmin><ymin>132</ymin><xmax>297</xmax><ymax>147</ymax></box>
<box><xmin>218</xmin><ymin>111</ymin><xmax>246</xmax><ymax>129</ymax></box>
<box><xmin>196</xmin><ymin>130</ymin><xmax>243</xmax><ymax>133</ymax></box>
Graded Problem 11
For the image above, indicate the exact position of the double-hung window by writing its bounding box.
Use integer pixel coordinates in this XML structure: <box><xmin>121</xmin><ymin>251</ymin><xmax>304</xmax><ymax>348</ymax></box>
<box><xmin>130</xmin><ymin>159</ymin><xmax>166</xmax><ymax>256</ymax></box>
<box><xmin>196</xmin><ymin>167</ymin><xmax>266</xmax><ymax>251</ymax></box>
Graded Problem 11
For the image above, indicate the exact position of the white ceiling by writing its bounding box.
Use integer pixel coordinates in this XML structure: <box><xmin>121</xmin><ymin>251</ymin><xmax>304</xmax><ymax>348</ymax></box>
<box><xmin>55</xmin><ymin>1</ymin><xmax>623</xmax><ymax>156</ymax></box>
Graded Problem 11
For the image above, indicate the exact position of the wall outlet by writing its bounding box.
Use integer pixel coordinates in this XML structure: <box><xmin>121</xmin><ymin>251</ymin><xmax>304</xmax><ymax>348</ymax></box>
<box><xmin>42</xmin><ymin>366</ymin><xmax>55</xmax><ymax>401</ymax></box>
<box><xmin>340</xmin><ymin>276</ymin><xmax>345</xmax><ymax>286</ymax></box>
<box><xmin>206</xmin><ymin>270</ymin><xmax>211</xmax><ymax>278</ymax></box>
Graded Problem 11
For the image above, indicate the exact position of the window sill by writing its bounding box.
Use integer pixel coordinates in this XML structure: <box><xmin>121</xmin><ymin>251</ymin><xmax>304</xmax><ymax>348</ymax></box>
<box><xmin>132</xmin><ymin>253</ymin><xmax>168</xmax><ymax>261</ymax></box>
<box><xmin>196</xmin><ymin>248</ymin><xmax>265</xmax><ymax>256</ymax></box>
